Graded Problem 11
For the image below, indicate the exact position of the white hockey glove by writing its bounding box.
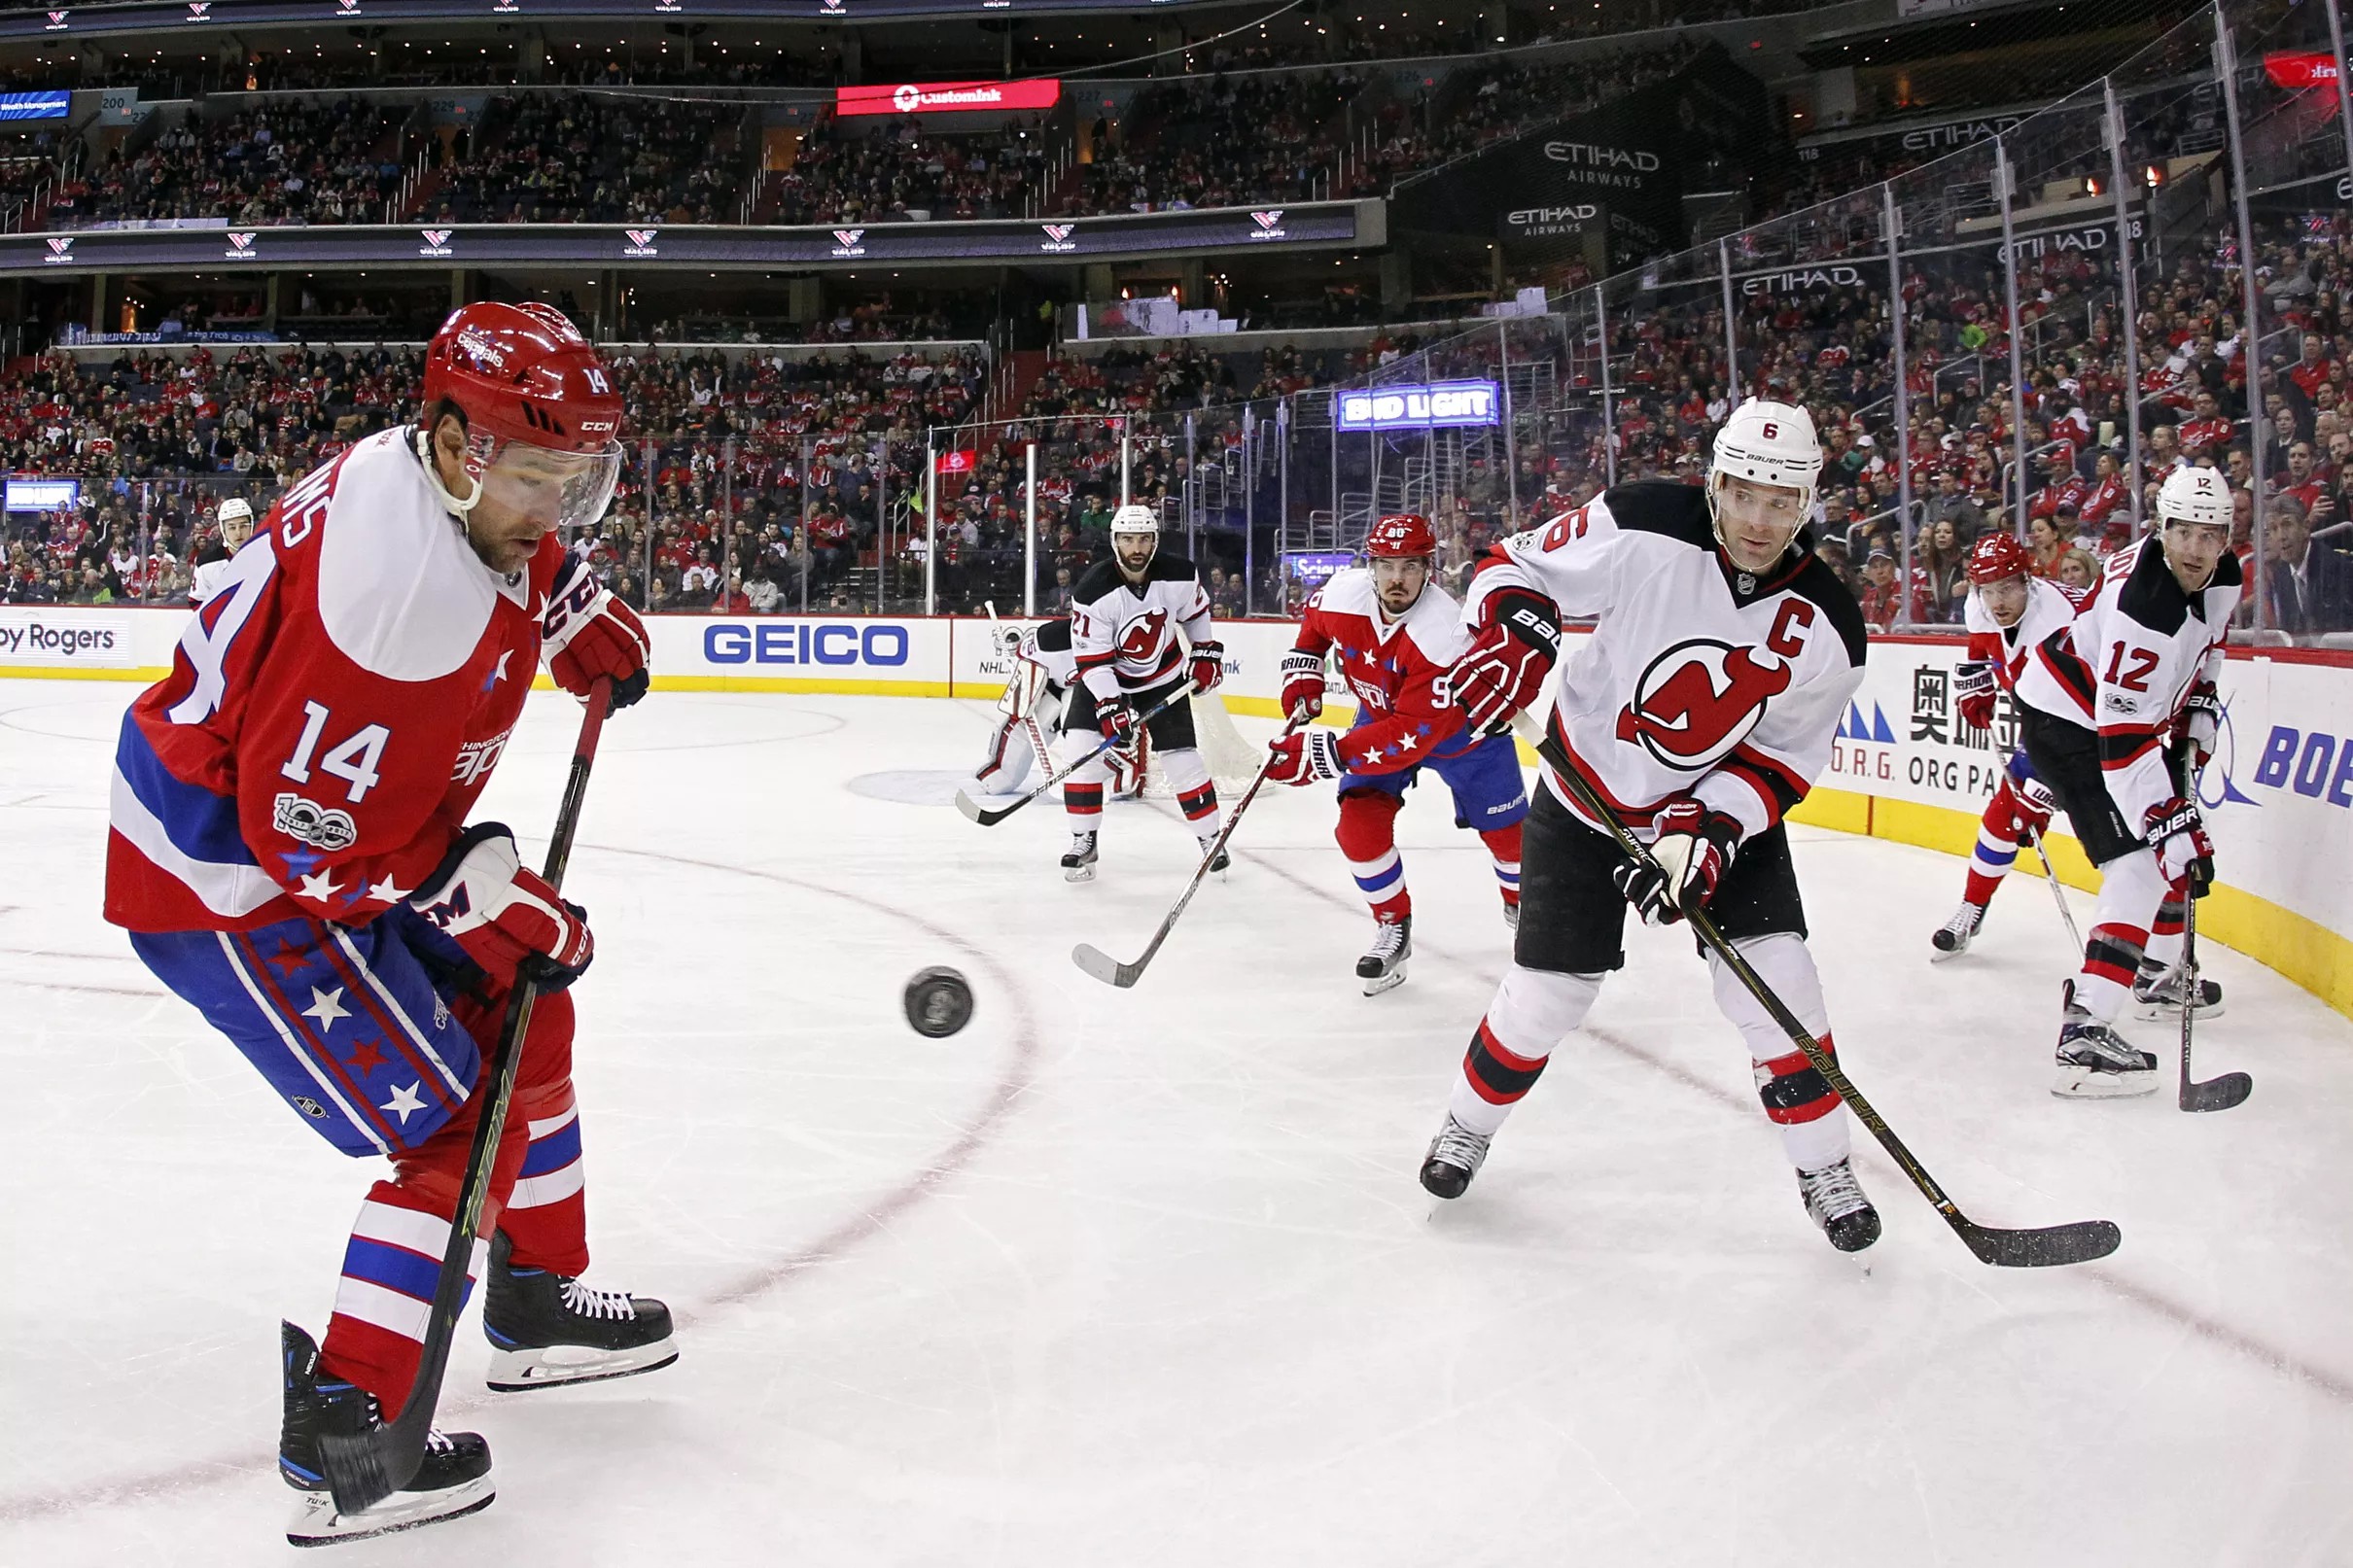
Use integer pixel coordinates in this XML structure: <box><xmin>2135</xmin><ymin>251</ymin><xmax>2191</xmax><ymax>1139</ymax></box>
<box><xmin>1612</xmin><ymin>799</ymin><xmax>1740</xmax><ymax>926</ymax></box>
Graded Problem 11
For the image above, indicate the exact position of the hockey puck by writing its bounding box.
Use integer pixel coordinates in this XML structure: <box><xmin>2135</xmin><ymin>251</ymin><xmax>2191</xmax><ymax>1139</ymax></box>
<box><xmin>903</xmin><ymin>966</ymin><xmax>975</xmax><ymax>1038</ymax></box>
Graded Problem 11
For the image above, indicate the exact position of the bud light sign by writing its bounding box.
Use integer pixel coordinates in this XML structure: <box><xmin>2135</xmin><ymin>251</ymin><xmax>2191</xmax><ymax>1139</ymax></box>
<box><xmin>1333</xmin><ymin>379</ymin><xmax>1500</xmax><ymax>432</ymax></box>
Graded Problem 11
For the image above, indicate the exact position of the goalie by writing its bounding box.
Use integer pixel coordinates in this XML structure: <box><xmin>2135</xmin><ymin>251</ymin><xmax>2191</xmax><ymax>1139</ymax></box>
<box><xmin>970</xmin><ymin>618</ymin><xmax>1143</xmax><ymax>801</ymax></box>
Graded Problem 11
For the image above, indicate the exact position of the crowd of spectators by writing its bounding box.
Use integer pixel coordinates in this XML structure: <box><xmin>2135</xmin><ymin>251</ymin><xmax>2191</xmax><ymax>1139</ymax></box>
<box><xmin>424</xmin><ymin>93</ymin><xmax>749</xmax><ymax>226</ymax></box>
<box><xmin>53</xmin><ymin>101</ymin><xmax>408</xmax><ymax>228</ymax></box>
<box><xmin>764</xmin><ymin>116</ymin><xmax>1053</xmax><ymax>226</ymax></box>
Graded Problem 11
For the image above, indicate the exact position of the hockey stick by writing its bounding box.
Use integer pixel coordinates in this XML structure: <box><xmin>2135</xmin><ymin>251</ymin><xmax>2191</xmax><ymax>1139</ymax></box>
<box><xmin>2023</xmin><ymin>823</ymin><xmax>2084</xmax><ymax>953</ymax></box>
<box><xmin>319</xmin><ymin>679</ymin><xmax>615</xmax><ymax>1515</ymax></box>
<box><xmin>2174</xmin><ymin>756</ymin><xmax>2251</xmax><ymax>1114</ymax></box>
<box><xmin>1510</xmin><ymin>711</ymin><xmax>2121</xmax><ymax>1269</ymax></box>
<box><xmin>1073</xmin><ymin>711</ymin><xmax>1308</xmax><ymax>987</ymax></box>
<box><xmin>955</xmin><ymin>684</ymin><xmax>1188</xmax><ymax>826</ymax></box>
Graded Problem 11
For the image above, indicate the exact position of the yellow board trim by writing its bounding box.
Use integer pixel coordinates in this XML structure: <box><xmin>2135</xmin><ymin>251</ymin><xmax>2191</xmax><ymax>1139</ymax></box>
<box><xmin>1792</xmin><ymin>784</ymin><xmax>2353</xmax><ymax>1020</ymax></box>
<box><xmin>0</xmin><ymin>664</ymin><xmax>172</xmax><ymax>681</ymax></box>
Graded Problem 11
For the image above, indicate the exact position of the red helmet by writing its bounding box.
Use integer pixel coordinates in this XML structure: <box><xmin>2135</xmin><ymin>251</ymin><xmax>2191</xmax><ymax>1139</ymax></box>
<box><xmin>1366</xmin><ymin>512</ymin><xmax>1436</xmax><ymax>559</ymax></box>
<box><xmin>1965</xmin><ymin>531</ymin><xmax>2031</xmax><ymax>585</ymax></box>
<box><xmin>422</xmin><ymin>301</ymin><xmax>623</xmax><ymax>458</ymax></box>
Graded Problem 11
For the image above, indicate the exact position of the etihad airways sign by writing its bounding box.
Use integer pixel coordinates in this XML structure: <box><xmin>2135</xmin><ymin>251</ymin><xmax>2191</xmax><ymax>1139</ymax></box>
<box><xmin>836</xmin><ymin>79</ymin><xmax>1061</xmax><ymax>117</ymax></box>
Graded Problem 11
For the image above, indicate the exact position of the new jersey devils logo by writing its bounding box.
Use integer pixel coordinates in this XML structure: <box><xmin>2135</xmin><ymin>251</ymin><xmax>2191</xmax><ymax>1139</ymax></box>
<box><xmin>1614</xmin><ymin>639</ymin><xmax>1792</xmax><ymax>771</ymax></box>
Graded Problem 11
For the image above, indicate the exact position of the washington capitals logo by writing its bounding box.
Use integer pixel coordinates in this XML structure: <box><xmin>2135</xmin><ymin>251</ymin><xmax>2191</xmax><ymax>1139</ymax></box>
<box><xmin>1615</xmin><ymin>639</ymin><xmax>1792</xmax><ymax>771</ymax></box>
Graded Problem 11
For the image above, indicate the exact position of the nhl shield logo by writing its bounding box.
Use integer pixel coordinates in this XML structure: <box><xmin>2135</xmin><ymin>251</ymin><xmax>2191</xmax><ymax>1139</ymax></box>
<box><xmin>1613</xmin><ymin>639</ymin><xmax>1793</xmax><ymax>772</ymax></box>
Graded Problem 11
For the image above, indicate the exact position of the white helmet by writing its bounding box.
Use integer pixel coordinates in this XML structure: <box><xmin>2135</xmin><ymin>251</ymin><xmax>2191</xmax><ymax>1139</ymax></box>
<box><xmin>1707</xmin><ymin>399</ymin><xmax>1823</xmax><ymax>525</ymax></box>
<box><xmin>1109</xmin><ymin>504</ymin><xmax>1159</xmax><ymax>537</ymax></box>
<box><xmin>2156</xmin><ymin>466</ymin><xmax>2230</xmax><ymax>531</ymax></box>
<box><xmin>217</xmin><ymin>496</ymin><xmax>253</xmax><ymax>529</ymax></box>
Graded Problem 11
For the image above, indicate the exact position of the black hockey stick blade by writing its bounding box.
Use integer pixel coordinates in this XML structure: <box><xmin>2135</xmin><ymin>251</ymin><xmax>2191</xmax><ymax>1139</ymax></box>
<box><xmin>2181</xmin><ymin>1069</ymin><xmax>2253</xmax><ymax>1113</ymax></box>
<box><xmin>1956</xmin><ymin>1216</ymin><xmax>2124</xmax><ymax>1269</ymax></box>
<box><xmin>1071</xmin><ymin>941</ymin><xmax>1140</xmax><ymax>988</ymax></box>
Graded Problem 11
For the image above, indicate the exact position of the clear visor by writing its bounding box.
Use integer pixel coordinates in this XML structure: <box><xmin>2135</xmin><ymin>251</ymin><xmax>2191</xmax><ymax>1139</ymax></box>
<box><xmin>481</xmin><ymin>439</ymin><xmax>623</xmax><ymax>533</ymax></box>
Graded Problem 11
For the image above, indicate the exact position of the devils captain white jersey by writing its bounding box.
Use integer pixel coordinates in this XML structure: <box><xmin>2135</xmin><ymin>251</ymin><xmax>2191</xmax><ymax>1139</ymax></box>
<box><xmin>1070</xmin><ymin>553</ymin><xmax>1214</xmax><ymax>702</ymax></box>
<box><xmin>1964</xmin><ymin>575</ymin><xmax>2081</xmax><ymax>694</ymax></box>
<box><xmin>2013</xmin><ymin>535</ymin><xmax>2241</xmax><ymax>827</ymax></box>
<box><xmin>1466</xmin><ymin>481</ymin><xmax>1868</xmax><ymax>843</ymax></box>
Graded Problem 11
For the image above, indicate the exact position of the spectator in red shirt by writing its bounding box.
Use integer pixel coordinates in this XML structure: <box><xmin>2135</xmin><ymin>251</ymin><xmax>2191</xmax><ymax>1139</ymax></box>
<box><xmin>2176</xmin><ymin>390</ymin><xmax>2232</xmax><ymax>458</ymax></box>
<box><xmin>2288</xmin><ymin>333</ymin><xmax>2335</xmax><ymax>401</ymax></box>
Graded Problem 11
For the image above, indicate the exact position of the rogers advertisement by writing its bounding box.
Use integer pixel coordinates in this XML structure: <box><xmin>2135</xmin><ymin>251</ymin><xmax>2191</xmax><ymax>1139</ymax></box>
<box><xmin>836</xmin><ymin>79</ymin><xmax>1062</xmax><ymax>118</ymax></box>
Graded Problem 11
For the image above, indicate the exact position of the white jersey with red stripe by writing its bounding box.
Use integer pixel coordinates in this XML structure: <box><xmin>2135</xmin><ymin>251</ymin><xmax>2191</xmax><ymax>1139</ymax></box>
<box><xmin>1070</xmin><ymin>552</ymin><xmax>1214</xmax><ymax>701</ymax></box>
<box><xmin>2012</xmin><ymin>535</ymin><xmax>2241</xmax><ymax>828</ymax></box>
<box><xmin>1015</xmin><ymin>617</ymin><xmax>1080</xmax><ymax>690</ymax></box>
<box><xmin>1963</xmin><ymin>575</ymin><xmax>2082</xmax><ymax>694</ymax></box>
<box><xmin>1465</xmin><ymin>481</ymin><xmax>1868</xmax><ymax>843</ymax></box>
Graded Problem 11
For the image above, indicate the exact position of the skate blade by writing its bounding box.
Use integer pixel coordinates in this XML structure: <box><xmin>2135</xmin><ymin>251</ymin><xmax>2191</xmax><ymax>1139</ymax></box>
<box><xmin>2051</xmin><ymin>1064</ymin><xmax>2160</xmax><ymax>1098</ymax></box>
<box><xmin>486</xmin><ymin>1337</ymin><xmax>679</xmax><ymax>1392</ymax></box>
<box><xmin>287</xmin><ymin>1475</ymin><xmax>494</xmax><ymax>1547</ymax></box>
<box><xmin>1927</xmin><ymin>940</ymin><xmax>1970</xmax><ymax>963</ymax></box>
<box><xmin>1063</xmin><ymin>865</ymin><xmax>1096</xmax><ymax>884</ymax></box>
<box><xmin>2131</xmin><ymin>997</ymin><xmax>2225</xmax><ymax>1022</ymax></box>
<box><xmin>1360</xmin><ymin>966</ymin><xmax>1408</xmax><ymax>996</ymax></box>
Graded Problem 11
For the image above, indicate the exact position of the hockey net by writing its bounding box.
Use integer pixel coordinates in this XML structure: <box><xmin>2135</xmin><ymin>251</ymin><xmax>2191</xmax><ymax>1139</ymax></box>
<box><xmin>1141</xmin><ymin>684</ymin><xmax>1265</xmax><ymax>798</ymax></box>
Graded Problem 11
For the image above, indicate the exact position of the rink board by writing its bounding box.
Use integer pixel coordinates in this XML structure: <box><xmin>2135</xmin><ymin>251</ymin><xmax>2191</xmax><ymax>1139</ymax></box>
<box><xmin>5</xmin><ymin>606</ymin><xmax>2347</xmax><ymax>1016</ymax></box>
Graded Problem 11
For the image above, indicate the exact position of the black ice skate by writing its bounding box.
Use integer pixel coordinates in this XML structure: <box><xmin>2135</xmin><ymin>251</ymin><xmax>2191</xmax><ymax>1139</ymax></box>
<box><xmin>1419</xmin><ymin>1111</ymin><xmax>1491</xmax><ymax>1200</ymax></box>
<box><xmin>481</xmin><ymin>1231</ymin><xmax>678</xmax><ymax>1392</ymax></box>
<box><xmin>2053</xmin><ymin>984</ymin><xmax>2158</xmax><ymax>1098</ymax></box>
<box><xmin>1928</xmin><ymin>901</ymin><xmax>1984</xmax><ymax>961</ymax></box>
<box><xmin>280</xmin><ymin>1321</ymin><xmax>493</xmax><ymax>1548</ymax></box>
<box><xmin>1795</xmin><ymin>1157</ymin><xmax>1881</xmax><ymax>1253</ymax></box>
<box><xmin>2131</xmin><ymin>960</ymin><xmax>2224</xmax><ymax>1021</ymax></box>
<box><xmin>1196</xmin><ymin>833</ymin><xmax>1230</xmax><ymax>875</ymax></box>
<box><xmin>1062</xmin><ymin>830</ymin><xmax>1099</xmax><ymax>884</ymax></box>
<box><xmin>1356</xmin><ymin>914</ymin><xmax>1412</xmax><ymax>996</ymax></box>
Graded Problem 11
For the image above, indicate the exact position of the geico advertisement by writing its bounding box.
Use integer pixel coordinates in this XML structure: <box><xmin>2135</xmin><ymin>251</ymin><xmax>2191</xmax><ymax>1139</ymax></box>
<box><xmin>647</xmin><ymin>614</ymin><xmax>950</xmax><ymax>683</ymax></box>
<box><xmin>0</xmin><ymin>608</ymin><xmax>142</xmax><ymax>666</ymax></box>
<box><xmin>1828</xmin><ymin>639</ymin><xmax>2353</xmax><ymax>938</ymax></box>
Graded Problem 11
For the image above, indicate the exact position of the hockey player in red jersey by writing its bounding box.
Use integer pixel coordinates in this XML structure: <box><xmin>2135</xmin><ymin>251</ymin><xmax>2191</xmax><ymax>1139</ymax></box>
<box><xmin>1415</xmin><ymin>400</ymin><xmax>1883</xmax><ymax>1254</ymax></box>
<box><xmin>102</xmin><ymin>302</ymin><xmax>666</xmax><ymax>1545</ymax></box>
<box><xmin>2011</xmin><ymin>467</ymin><xmax>2237</xmax><ymax>1097</ymax></box>
<box><xmin>1928</xmin><ymin>533</ymin><xmax>2083</xmax><ymax>959</ymax></box>
<box><xmin>1265</xmin><ymin>513</ymin><xmax>1528</xmax><ymax>993</ymax></box>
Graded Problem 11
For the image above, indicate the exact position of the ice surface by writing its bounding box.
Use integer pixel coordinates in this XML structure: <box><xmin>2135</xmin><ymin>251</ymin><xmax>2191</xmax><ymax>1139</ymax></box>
<box><xmin>3</xmin><ymin>679</ymin><xmax>2349</xmax><ymax>1567</ymax></box>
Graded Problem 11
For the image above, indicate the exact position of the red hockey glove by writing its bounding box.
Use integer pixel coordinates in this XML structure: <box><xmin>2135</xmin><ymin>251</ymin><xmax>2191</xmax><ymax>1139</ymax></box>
<box><xmin>542</xmin><ymin>556</ymin><xmax>650</xmax><ymax>710</ymax></box>
<box><xmin>1953</xmin><ymin>660</ymin><xmax>1996</xmax><ymax>730</ymax></box>
<box><xmin>1280</xmin><ymin>648</ymin><xmax>1326</xmax><ymax>723</ymax></box>
<box><xmin>410</xmin><ymin>823</ymin><xmax>594</xmax><ymax>991</ymax></box>
<box><xmin>1188</xmin><ymin>640</ymin><xmax>1226</xmax><ymax>695</ymax></box>
<box><xmin>1266</xmin><ymin>728</ymin><xmax>1345</xmax><ymax>787</ymax></box>
<box><xmin>2143</xmin><ymin>795</ymin><xmax>2215</xmax><ymax>894</ymax></box>
<box><xmin>2007</xmin><ymin>769</ymin><xmax>2060</xmax><ymax>835</ymax></box>
<box><xmin>1096</xmin><ymin>695</ymin><xmax>1137</xmax><ymax>749</ymax></box>
<box><xmin>1612</xmin><ymin>798</ymin><xmax>1740</xmax><ymax>926</ymax></box>
<box><xmin>2172</xmin><ymin>680</ymin><xmax>2221</xmax><ymax>773</ymax></box>
<box><xmin>1449</xmin><ymin>589</ymin><xmax>1562</xmax><ymax>737</ymax></box>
